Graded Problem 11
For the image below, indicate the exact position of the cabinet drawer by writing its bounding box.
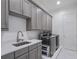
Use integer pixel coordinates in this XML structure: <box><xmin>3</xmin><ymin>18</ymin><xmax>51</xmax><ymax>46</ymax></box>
<box><xmin>29</xmin><ymin>48</ymin><xmax>38</xmax><ymax>59</ymax></box>
<box><xmin>15</xmin><ymin>47</ymin><xmax>28</xmax><ymax>57</ymax></box>
<box><xmin>15</xmin><ymin>53</ymin><xmax>28</xmax><ymax>59</ymax></box>
<box><xmin>29</xmin><ymin>43</ymin><xmax>38</xmax><ymax>51</ymax></box>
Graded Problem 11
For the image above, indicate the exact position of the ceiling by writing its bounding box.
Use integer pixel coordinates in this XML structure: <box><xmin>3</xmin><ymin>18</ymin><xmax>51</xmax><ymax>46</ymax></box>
<box><xmin>32</xmin><ymin>0</ymin><xmax>77</xmax><ymax>15</ymax></box>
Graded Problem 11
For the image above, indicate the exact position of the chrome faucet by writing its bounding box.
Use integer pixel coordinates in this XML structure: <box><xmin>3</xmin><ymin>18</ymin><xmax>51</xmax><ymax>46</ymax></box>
<box><xmin>17</xmin><ymin>31</ymin><xmax>24</xmax><ymax>42</ymax></box>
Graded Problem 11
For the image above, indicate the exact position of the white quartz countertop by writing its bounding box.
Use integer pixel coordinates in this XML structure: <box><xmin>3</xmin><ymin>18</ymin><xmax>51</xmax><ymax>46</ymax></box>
<box><xmin>1</xmin><ymin>39</ymin><xmax>42</xmax><ymax>56</ymax></box>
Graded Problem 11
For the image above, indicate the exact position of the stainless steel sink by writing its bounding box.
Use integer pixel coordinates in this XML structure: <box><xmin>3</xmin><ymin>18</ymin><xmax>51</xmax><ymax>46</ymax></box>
<box><xmin>13</xmin><ymin>41</ymin><xmax>31</xmax><ymax>47</ymax></box>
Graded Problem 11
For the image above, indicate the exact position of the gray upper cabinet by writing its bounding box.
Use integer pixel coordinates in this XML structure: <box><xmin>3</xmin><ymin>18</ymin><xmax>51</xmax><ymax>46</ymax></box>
<box><xmin>31</xmin><ymin>4</ymin><xmax>37</xmax><ymax>30</ymax></box>
<box><xmin>47</xmin><ymin>15</ymin><xmax>52</xmax><ymax>31</ymax></box>
<box><xmin>41</xmin><ymin>11</ymin><xmax>52</xmax><ymax>31</ymax></box>
<box><xmin>1</xmin><ymin>0</ymin><xmax>8</xmax><ymax>30</ymax></box>
<box><xmin>37</xmin><ymin>8</ymin><xmax>42</xmax><ymax>30</ymax></box>
<box><xmin>9</xmin><ymin>0</ymin><xmax>32</xmax><ymax>17</ymax></box>
<box><xmin>9</xmin><ymin>0</ymin><xmax>52</xmax><ymax>31</ymax></box>
<box><xmin>23</xmin><ymin>0</ymin><xmax>32</xmax><ymax>17</ymax></box>
<box><xmin>9</xmin><ymin>0</ymin><xmax>22</xmax><ymax>14</ymax></box>
<box><xmin>42</xmin><ymin>12</ymin><xmax>47</xmax><ymax>30</ymax></box>
<box><xmin>29</xmin><ymin>48</ymin><xmax>38</xmax><ymax>59</ymax></box>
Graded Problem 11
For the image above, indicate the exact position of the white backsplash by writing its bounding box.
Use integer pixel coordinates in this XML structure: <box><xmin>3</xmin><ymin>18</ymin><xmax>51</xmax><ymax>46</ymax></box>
<box><xmin>1</xmin><ymin>15</ymin><xmax>40</xmax><ymax>42</ymax></box>
<box><xmin>1</xmin><ymin>31</ymin><xmax>40</xmax><ymax>42</ymax></box>
<box><xmin>9</xmin><ymin>15</ymin><xmax>26</xmax><ymax>32</ymax></box>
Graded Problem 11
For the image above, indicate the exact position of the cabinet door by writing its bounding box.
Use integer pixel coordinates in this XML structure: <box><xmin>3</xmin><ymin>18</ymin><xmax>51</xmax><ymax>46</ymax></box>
<box><xmin>31</xmin><ymin>4</ymin><xmax>37</xmax><ymax>29</ymax></box>
<box><xmin>38</xmin><ymin>46</ymin><xmax>42</xmax><ymax>59</ymax></box>
<box><xmin>47</xmin><ymin>15</ymin><xmax>52</xmax><ymax>31</ymax></box>
<box><xmin>29</xmin><ymin>48</ymin><xmax>38</xmax><ymax>59</ymax></box>
<box><xmin>37</xmin><ymin>8</ymin><xmax>42</xmax><ymax>30</ymax></box>
<box><xmin>15</xmin><ymin>47</ymin><xmax>28</xmax><ymax>57</ymax></box>
<box><xmin>9</xmin><ymin>0</ymin><xmax>22</xmax><ymax>14</ymax></box>
<box><xmin>16</xmin><ymin>53</ymin><xmax>28</xmax><ymax>59</ymax></box>
<box><xmin>1</xmin><ymin>0</ymin><xmax>8</xmax><ymax>29</ymax></box>
<box><xmin>42</xmin><ymin>12</ymin><xmax>47</xmax><ymax>30</ymax></box>
<box><xmin>23</xmin><ymin>0</ymin><xmax>32</xmax><ymax>17</ymax></box>
<box><xmin>2</xmin><ymin>53</ymin><xmax>14</xmax><ymax>59</ymax></box>
<box><xmin>50</xmin><ymin>37</ymin><xmax>56</xmax><ymax>56</ymax></box>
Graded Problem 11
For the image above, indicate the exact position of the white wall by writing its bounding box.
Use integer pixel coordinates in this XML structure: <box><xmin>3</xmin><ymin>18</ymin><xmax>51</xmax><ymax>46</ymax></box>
<box><xmin>52</xmin><ymin>6</ymin><xmax>77</xmax><ymax>51</ymax></box>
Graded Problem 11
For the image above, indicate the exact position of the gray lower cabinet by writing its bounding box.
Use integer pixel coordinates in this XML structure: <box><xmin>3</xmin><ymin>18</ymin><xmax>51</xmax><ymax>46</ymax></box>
<box><xmin>16</xmin><ymin>53</ymin><xmax>28</xmax><ymax>59</ymax></box>
<box><xmin>38</xmin><ymin>46</ymin><xmax>42</xmax><ymax>59</ymax></box>
<box><xmin>50</xmin><ymin>37</ymin><xmax>56</xmax><ymax>56</ymax></box>
<box><xmin>2</xmin><ymin>43</ymin><xmax>42</xmax><ymax>59</ymax></box>
<box><xmin>29</xmin><ymin>48</ymin><xmax>38</xmax><ymax>59</ymax></box>
<box><xmin>1</xmin><ymin>0</ymin><xmax>8</xmax><ymax>30</ymax></box>
<box><xmin>23</xmin><ymin>0</ymin><xmax>32</xmax><ymax>17</ymax></box>
<box><xmin>9</xmin><ymin>0</ymin><xmax>22</xmax><ymax>14</ymax></box>
<box><xmin>29</xmin><ymin>43</ymin><xmax>42</xmax><ymax>59</ymax></box>
<box><xmin>14</xmin><ymin>47</ymin><xmax>28</xmax><ymax>59</ymax></box>
<box><xmin>2</xmin><ymin>52</ymin><xmax>14</xmax><ymax>59</ymax></box>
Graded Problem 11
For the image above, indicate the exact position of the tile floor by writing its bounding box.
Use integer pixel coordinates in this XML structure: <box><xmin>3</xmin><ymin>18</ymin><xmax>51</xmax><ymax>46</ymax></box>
<box><xmin>42</xmin><ymin>48</ymin><xmax>77</xmax><ymax>59</ymax></box>
<box><xmin>42</xmin><ymin>55</ymin><xmax>51</xmax><ymax>59</ymax></box>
